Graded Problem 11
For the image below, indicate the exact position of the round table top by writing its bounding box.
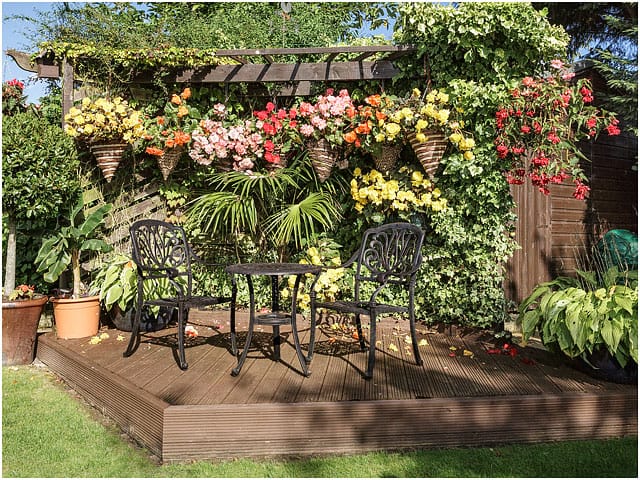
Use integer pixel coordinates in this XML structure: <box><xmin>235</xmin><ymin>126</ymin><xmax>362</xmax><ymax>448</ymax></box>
<box><xmin>226</xmin><ymin>262</ymin><xmax>322</xmax><ymax>276</ymax></box>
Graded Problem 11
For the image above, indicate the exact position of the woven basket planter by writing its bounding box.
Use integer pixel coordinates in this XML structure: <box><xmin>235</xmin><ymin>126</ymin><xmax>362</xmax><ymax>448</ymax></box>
<box><xmin>307</xmin><ymin>138</ymin><xmax>338</xmax><ymax>182</ymax></box>
<box><xmin>90</xmin><ymin>141</ymin><xmax>127</xmax><ymax>182</ymax></box>
<box><xmin>407</xmin><ymin>131</ymin><xmax>448</xmax><ymax>178</ymax></box>
<box><xmin>373</xmin><ymin>144</ymin><xmax>403</xmax><ymax>172</ymax></box>
<box><xmin>158</xmin><ymin>147</ymin><xmax>184</xmax><ymax>180</ymax></box>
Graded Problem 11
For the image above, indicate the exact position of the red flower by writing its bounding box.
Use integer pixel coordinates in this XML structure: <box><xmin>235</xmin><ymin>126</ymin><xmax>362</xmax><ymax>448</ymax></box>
<box><xmin>573</xmin><ymin>180</ymin><xmax>590</xmax><ymax>200</ymax></box>
<box><xmin>606</xmin><ymin>120</ymin><xmax>621</xmax><ymax>136</ymax></box>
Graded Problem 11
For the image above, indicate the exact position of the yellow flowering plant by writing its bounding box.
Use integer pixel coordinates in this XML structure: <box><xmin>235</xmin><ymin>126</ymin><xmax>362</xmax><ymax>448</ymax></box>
<box><xmin>280</xmin><ymin>238</ymin><xmax>347</xmax><ymax>312</ymax></box>
<box><xmin>394</xmin><ymin>88</ymin><xmax>476</xmax><ymax>160</ymax></box>
<box><xmin>350</xmin><ymin>166</ymin><xmax>448</xmax><ymax>222</ymax></box>
<box><xmin>64</xmin><ymin>96</ymin><xmax>144</xmax><ymax>144</ymax></box>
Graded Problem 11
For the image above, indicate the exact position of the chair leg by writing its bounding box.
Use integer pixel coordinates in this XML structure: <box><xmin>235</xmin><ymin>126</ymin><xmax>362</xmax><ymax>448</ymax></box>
<box><xmin>306</xmin><ymin>291</ymin><xmax>317</xmax><ymax>363</ymax></box>
<box><xmin>176</xmin><ymin>305</ymin><xmax>188</xmax><ymax>370</ymax></box>
<box><xmin>409</xmin><ymin>290</ymin><xmax>423</xmax><ymax>366</ymax></box>
<box><xmin>364</xmin><ymin>313</ymin><xmax>377</xmax><ymax>379</ymax></box>
<box><xmin>123</xmin><ymin>299</ymin><xmax>143</xmax><ymax>358</ymax></box>
<box><xmin>355</xmin><ymin>314</ymin><xmax>366</xmax><ymax>351</ymax></box>
<box><xmin>230</xmin><ymin>277</ymin><xmax>238</xmax><ymax>356</ymax></box>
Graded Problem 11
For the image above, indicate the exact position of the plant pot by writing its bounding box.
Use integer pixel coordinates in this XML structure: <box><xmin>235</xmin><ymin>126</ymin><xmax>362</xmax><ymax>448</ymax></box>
<box><xmin>51</xmin><ymin>295</ymin><xmax>101</xmax><ymax>339</ymax></box>
<box><xmin>90</xmin><ymin>141</ymin><xmax>128</xmax><ymax>183</ymax></box>
<box><xmin>307</xmin><ymin>138</ymin><xmax>338</xmax><ymax>182</ymax></box>
<box><xmin>373</xmin><ymin>143</ymin><xmax>403</xmax><ymax>172</ymax></box>
<box><xmin>2</xmin><ymin>295</ymin><xmax>48</xmax><ymax>365</ymax></box>
<box><xmin>157</xmin><ymin>146</ymin><xmax>184</xmax><ymax>181</ymax></box>
<box><xmin>407</xmin><ymin>131</ymin><xmax>447</xmax><ymax>178</ymax></box>
<box><xmin>569</xmin><ymin>348</ymin><xmax>638</xmax><ymax>385</ymax></box>
<box><xmin>109</xmin><ymin>304</ymin><xmax>175</xmax><ymax>332</ymax></box>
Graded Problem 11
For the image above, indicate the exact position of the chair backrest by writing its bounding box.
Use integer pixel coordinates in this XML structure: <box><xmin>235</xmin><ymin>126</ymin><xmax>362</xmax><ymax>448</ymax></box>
<box><xmin>355</xmin><ymin>222</ymin><xmax>425</xmax><ymax>286</ymax></box>
<box><xmin>129</xmin><ymin>219</ymin><xmax>193</xmax><ymax>296</ymax></box>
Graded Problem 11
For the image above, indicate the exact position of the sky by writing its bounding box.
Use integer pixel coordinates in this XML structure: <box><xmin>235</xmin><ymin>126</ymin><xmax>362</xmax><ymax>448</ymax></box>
<box><xmin>2</xmin><ymin>1</ymin><xmax>395</xmax><ymax>104</ymax></box>
<box><xmin>2</xmin><ymin>1</ymin><xmax>54</xmax><ymax>102</ymax></box>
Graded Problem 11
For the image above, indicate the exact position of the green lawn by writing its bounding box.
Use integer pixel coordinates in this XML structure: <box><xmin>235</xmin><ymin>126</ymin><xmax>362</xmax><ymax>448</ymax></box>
<box><xmin>3</xmin><ymin>365</ymin><xmax>637</xmax><ymax>478</ymax></box>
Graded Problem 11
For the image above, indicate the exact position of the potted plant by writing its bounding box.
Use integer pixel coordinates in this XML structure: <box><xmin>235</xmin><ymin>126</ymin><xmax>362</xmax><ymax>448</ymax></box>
<box><xmin>495</xmin><ymin>58</ymin><xmax>621</xmax><ymax>198</ymax></box>
<box><xmin>92</xmin><ymin>253</ymin><xmax>173</xmax><ymax>332</ymax></box>
<box><xmin>517</xmin><ymin>266</ymin><xmax>638</xmax><ymax>383</ymax></box>
<box><xmin>64</xmin><ymin>96</ymin><xmax>145</xmax><ymax>182</ymax></box>
<box><xmin>34</xmin><ymin>196</ymin><xmax>113</xmax><ymax>339</ymax></box>
<box><xmin>343</xmin><ymin>93</ymin><xmax>404</xmax><ymax>172</ymax></box>
<box><xmin>393</xmin><ymin>87</ymin><xmax>473</xmax><ymax>177</ymax></box>
<box><xmin>142</xmin><ymin>87</ymin><xmax>201</xmax><ymax>180</ymax></box>
<box><xmin>2</xmin><ymin>285</ymin><xmax>48</xmax><ymax>365</ymax></box>
<box><xmin>294</xmin><ymin>88</ymin><xmax>356</xmax><ymax>181</ymax></box>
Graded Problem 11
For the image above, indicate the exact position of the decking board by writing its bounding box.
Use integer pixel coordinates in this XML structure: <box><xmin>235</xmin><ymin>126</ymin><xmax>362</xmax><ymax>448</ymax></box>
<box><xmin>36</xmin><ymin>310</ymin><xmax>637</xmax><ymax>461</ymax></box>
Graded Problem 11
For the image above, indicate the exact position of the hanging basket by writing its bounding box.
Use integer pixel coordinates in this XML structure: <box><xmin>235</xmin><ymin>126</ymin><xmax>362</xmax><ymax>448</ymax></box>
<box><xmin>307</xmin><ymin>138</ymin><xmax>338</xmax><ymax>182</ymax></box>
<box><xmin>90</xmin><ymin>141</ymin><xmax>127</xmax><ymax>183</ymax></box>
<box><xmin>157</xmin><ymin>147</ymin><xmax>184</xmax><ymax>180</ymax></box>
<box><xmin>373</xmin><ymin>143</ymin><xmax>403</xmax><ymax>172</ymax></box>
<box><xmin>407</xmin><ymin>131</ymin><xmax>448</xmax><ymax>178</ymax></box>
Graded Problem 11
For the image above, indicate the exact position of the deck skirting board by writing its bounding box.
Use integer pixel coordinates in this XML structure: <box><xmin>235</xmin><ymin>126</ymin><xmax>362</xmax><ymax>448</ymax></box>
<box><xmin>37</xmin><ymin>335</ymin><xmax>167</xmax><ymax>457</ymax></box>
<box><xmin>162</xmin><ymin>393</ymin><xmax>637</xmax><ymax>461</ymax></box>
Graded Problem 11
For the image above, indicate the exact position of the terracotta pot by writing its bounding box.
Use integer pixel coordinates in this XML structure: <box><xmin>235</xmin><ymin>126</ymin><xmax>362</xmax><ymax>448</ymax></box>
<box><xmin>2</xmin><ymin>295</ymin><xmax>48</xmax><ymax>365</ymax></box>
<box><xmin>51</xmin><ymin>295</ymin><xmax>101</xmax><ymax>339</ymax></box>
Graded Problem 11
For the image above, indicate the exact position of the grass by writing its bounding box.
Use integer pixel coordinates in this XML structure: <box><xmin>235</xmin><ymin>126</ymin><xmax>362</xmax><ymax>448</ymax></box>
<box><xmin>3</xmin><ymin>364</ymin><xmax>638</xmax><ymax>478</ymax></box>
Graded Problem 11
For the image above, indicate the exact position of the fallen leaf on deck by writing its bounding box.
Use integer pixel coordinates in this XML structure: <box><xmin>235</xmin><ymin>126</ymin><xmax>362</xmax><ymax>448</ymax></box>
<box><xmin>449</xmin><ymin>346</ymin><xmax>457</xmax><ymax>351</ymax></box>
<box><xmin>185</xmin><ymin>325</ymin><xmax>198</xmax><ymax>338</ymax></box>
<box><xmin>388</xmin><ymin>343</ymin><xmax>398</xmax><ymax>352</ymax></box>
<box><xmin>448</xmin><ymin>351</ymin><xmax>456</xmax><ymax>357</ymax></box>
<box><xmin>99</xmin><ymin>332</ymin><xmax>109</xmax><ymax>340</ymax></box>
<box><xmin>404</xmin><ymin>335</ymin><xmax>412</xmax><ymax>344</ymax></box>
<box><xmin>463</xmin><ymin>349</ymin><xmax>474</xmax><ymax>358</ymax></box>
<box><xmin>419</xmin><ymin>339</ymin><xmax>428</xmax><ymax>346</ymax></box>
<box><xmin>116</xmin><ymin>334</ymin><xmax>125</xmax><ymax>342</ymax></box>
<box><xmin>89</xmin><ymin>336</ymin><xmax>102</xmax><ymax>345</ymax></box>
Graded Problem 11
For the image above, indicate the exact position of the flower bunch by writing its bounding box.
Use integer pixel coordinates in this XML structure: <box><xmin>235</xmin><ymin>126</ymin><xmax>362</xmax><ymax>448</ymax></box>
<box><xmin>280</xmin><ymin>239</ymin><xmax>346</xmax><ymax>311</ymax></box>
<box><xmin>2</xmin><ymin>78</ymin><xmax>27</xmax><ymax>116</ymax></box>
<box><xmin>343</xmin><ymin>93</ymin><xmax>403</xmax><ymax>156</ymax></box>
<box><xmin>351</xmin><ymin>166</ymin><xmax>448</xmax><ymax>216</ymax></box>
<box><xmin>64</xmin><ymin>96</ymin><xmax>145</xmax><ymax>143</ymax></box>
<box><xmin>143</xmin><ymin>88</ymin><xmax>200</xmax><ymax>157</ymax></box>
<box><xmin>7</xmin><ymin>284</ymin><xmax>36</xmax><ymax>301</ymax></box>
<box><xmin>495</xmin><ymin>59</ymin><xmax>621</xmax><ymax>199</ymax></box>
<box><xmin>189</xmin><ymin>103</ymin><xmax>265</xmax><ymax>173</ymax></box>
<box><xmin>295</xmin><ymin>88</ymin><xmax>356</xmax><ymax>148</ymax></box>
<box><xmin>253</xmin><ymin>101</ymin><xmax>299</xmax><ymax>166</ymax></box>
<box><xmin>393</xmin><ymin>88</ymin><xmax>459</xmax><ymax>138</ymax></box>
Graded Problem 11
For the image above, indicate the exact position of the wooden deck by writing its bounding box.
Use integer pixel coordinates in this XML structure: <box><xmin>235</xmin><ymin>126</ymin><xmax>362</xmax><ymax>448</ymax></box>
<box><xmin>36</xmin><ymin>309</ymin><xmax>637</xmax><ymax>462</ymax></box>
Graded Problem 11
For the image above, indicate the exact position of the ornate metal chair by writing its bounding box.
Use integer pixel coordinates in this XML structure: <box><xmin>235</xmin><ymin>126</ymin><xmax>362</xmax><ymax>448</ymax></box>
<box><xmin>124</xmin><ymin>219</ymin><xmax>234</xmax><ymax>369</ymax></box>
<box><xmin>308</xmin><ymin>222</ymin><xmax>425</xmax><ymax>379</ymax></box>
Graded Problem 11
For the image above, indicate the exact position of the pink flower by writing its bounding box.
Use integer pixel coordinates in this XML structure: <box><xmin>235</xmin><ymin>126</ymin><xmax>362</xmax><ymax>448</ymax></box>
<box><xmin>299</xmin><ymin>124</ymin><xmax>315</xmax><ymax>137</ymax></box>
<box><xmin>550</xmin><ymin>59</ymin><xmax>564</xmax><ymax>69</ymax></box>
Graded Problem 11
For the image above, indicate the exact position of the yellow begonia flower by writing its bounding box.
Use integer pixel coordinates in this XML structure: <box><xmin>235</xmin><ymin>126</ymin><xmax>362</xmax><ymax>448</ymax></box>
<box><xmin>450</xmin><ymin>132</ymin><xmax>463</xmax><ymax>144</ymax></box>
<box><xmin>464</xmin><ymin>151</ymin><xmax>475</xmax><ymax>161</ymax></box>
<box><xmin>415</xmin><ymin>132</ymin><xmax>427</xmax><ymax>143</ymax></box>
<box><xmin>384</xmin><ymin>122</ymin><xmax>401</xmax><ymax>136</ymax></box>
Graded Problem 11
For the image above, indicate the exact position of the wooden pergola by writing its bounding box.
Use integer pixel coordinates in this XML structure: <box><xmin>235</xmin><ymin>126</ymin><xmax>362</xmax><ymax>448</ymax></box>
<box><xmin>7</xmin><ymin>45</ymin><xmax>417</xmax><ymax>117</ymax></box>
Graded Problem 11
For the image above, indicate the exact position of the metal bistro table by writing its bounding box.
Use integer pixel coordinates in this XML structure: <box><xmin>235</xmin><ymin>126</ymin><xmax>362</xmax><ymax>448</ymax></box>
<box><xmin>226</xmin><ymin>262</ymin><xmax>321</xmax><ymax>377</ymax></box>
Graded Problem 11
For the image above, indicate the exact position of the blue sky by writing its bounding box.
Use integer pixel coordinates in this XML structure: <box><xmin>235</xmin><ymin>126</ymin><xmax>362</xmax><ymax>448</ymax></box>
<box><xmin>2</xmin><ymin>1</ymin><xmax>55</xmax><ymax>102</ymax></box>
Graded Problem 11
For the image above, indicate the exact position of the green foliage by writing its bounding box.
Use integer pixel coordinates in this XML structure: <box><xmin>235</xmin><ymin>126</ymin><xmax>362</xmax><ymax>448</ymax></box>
<box><xmin>393</xmin><ymin>2</ymin><xmax>569</xmax><ymax>86</ymax></box>
<box><xmin>91</xmin><ymin>253</ymin><xmax>137</xmax><ymax>312</ymax></box>
<box><xmin>2</xmin><ymin>110</ymin><xmax>80</xmax><ymax>220</ymax></box>
<box><xmin>35</xmin><ymin>196</ymin><xmax>113</xmax><ymax>296</ymax></box>
<box><xmin>518</xmin><ymin>268</ymin><xmax>638</xmax><ymax>367</ymax></box>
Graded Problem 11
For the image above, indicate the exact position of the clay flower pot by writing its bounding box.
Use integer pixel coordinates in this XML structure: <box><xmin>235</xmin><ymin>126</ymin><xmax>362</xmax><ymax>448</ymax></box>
<box><xmin>51</xmin><ymin>295</ymin><xmax>101</xmax><ymax>339</ymax></box>
<box><xmin>2</xmin><ymin>295</ymin><xmax>48</xmax><ymax>365</ymax></box>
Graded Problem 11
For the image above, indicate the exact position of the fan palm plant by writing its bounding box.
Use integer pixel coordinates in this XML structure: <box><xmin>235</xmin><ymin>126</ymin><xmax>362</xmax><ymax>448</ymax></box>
<box><xmin>187</xmin><ymin>153</ymin><xmax>344</xmax><ymax>261</ymax></box>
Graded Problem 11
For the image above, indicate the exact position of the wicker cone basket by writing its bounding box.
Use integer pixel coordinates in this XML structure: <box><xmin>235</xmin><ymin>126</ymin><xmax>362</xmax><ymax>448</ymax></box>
<box><xmin>373</xmin><ymin>144</ymin><xmax>403</xmax><ymax>172</ymax></box>
<box><xmin>307</xmin><ymin>138</ymin><xmax>338</xmax><ymax>182</ymax></box>
<box><xmin>407</xmin><ymin>130</ymin><xmax>448</xmax><ymax>178</ymax></box>
<box><xmin>90</xmin><ymin>142</ymin><xmax>127</xmax><ymax>182</ymax></box>
<box><xmin>157</xmin><ymin>147</ymin><xmax>184</xmax><ymax>180</ymax></box>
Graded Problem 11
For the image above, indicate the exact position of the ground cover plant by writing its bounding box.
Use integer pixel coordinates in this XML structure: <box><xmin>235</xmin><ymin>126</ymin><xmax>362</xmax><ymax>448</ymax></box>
<box><xmin>2</xmin><ymin>365</ymin><xmax>638</xmax><ymax>478</ymax></box>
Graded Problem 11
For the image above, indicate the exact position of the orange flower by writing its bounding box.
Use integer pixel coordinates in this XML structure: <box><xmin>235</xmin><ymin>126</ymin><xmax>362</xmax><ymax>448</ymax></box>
<box><xmin>157</xmin><ymin>116</ymin><xmax>165</xmax><ymax>125</ymax></box>
<box><xmin>173</xmin><ymin>130</ymin><xmax>191</xmax><ymax>145</ymax></box>
<box><xmin>170</xmin><ymin>94</ymin><xmax>182</xmax><ymax>105</ymax></box>
<box><xmin>355</xmin><ymin>122</ymin><xmax>371</xmax><ymax>135</ymax></box>
<box><xmin>375</xmin><ymin>111</ymin><xmax>387</xmax><ymax>121</ymax></box>
<box><xmin>165</xmin><ymin>138</ymin><xmax>175</xmax><ymax>148</ymax></box>
<box><xmin>346</xmin><ymin>106</ymin><xmax>357</xmax><ymax>118</ymax></box>
<box><xmin>343</xmin><ymin>130</ymin><xmax>358</xmax><ymax>144</ymax></box>
<box><xmin>177</xmin><ymin>105</ymin><xmax>189</xmax><ymax>118</ymax></box>
<box><xmin>366</xmin><ymin>94</ymin><xmax>381</xmax><ymax>107</ymax></box>
<box><xmin>145</xmin><ymin>146</ymin><xmax>164</xmax><ymax>156</ymax></box>
<box><xmin>180</xmin><ymin>88</ymin><xmax>191</xmax><ymax>100</ymax></box>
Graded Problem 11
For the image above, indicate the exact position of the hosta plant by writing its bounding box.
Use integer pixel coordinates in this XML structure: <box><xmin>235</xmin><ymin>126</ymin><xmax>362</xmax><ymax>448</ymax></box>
<box><xmin>518</xmin><ymin>267</ymin><xmax>638</xmax><ymax>368</ymax></box>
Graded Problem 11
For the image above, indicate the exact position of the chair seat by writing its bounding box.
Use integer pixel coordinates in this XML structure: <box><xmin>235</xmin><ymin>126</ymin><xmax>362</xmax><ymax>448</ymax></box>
<box><xmin>314</xmin><ymin>299</ymin><xmax>408</xmax><ymax>316</ymax></box>
<box><xmin>146</xmin><ymin>295</ymin><xmax>232</xmax><ymax>309</ymax></box>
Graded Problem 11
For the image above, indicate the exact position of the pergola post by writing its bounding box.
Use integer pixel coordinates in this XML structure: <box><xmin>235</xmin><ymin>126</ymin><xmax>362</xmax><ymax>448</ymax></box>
<box><xmin>61</xmin><ymin>56</ymin><xmax>74</xmax><ymax>127</ymax></box>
